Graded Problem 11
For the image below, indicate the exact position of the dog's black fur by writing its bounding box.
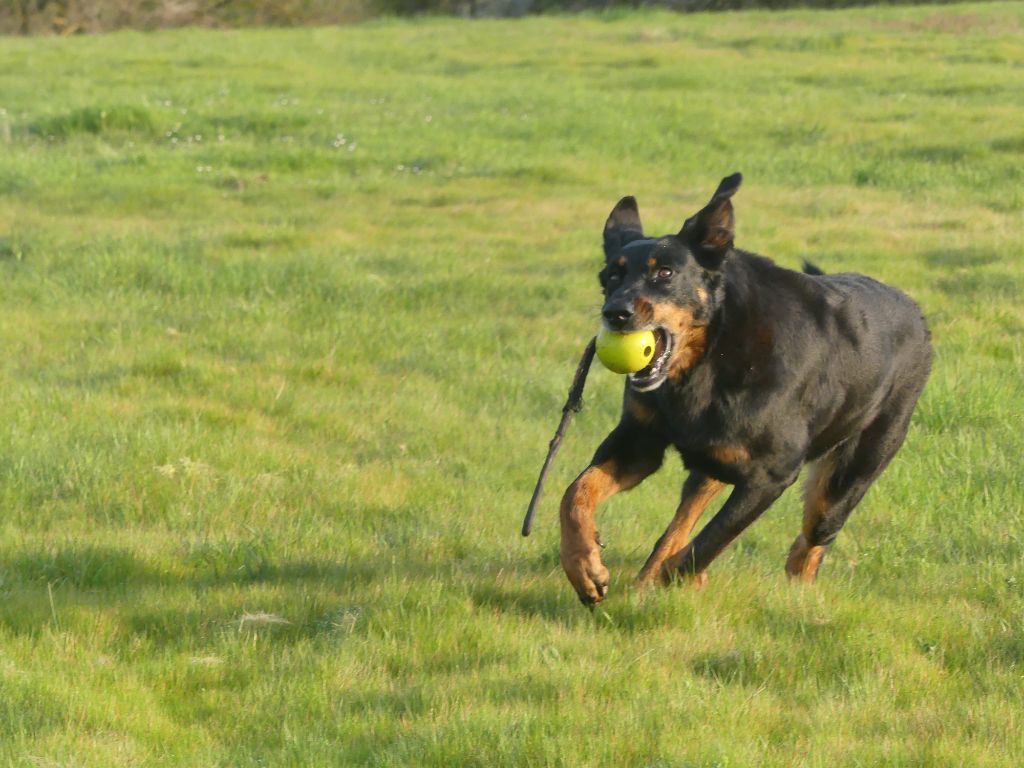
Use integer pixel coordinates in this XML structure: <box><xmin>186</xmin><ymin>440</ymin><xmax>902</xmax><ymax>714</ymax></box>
<box><xmin>558</xmin><ymin>173</ymin><xmax>932</xmax><ymax>604</ymax></box>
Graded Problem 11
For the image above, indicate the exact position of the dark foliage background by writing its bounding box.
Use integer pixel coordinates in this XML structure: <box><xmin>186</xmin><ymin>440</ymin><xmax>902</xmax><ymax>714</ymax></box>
<box><xmin>2</xmin><ymin>0</ymin><xmax>966</xmax><ymax>33</ymax></box>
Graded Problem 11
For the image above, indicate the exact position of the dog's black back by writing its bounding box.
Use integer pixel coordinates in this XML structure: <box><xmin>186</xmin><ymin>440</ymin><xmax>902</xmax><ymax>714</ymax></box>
<box><xmin>645</xmin><ymin>249</ymin><xmax>933</xmax><ymax>485</ymax></box>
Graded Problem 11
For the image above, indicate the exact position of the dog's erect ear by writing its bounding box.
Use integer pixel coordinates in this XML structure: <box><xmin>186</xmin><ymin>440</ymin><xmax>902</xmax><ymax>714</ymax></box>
<box><xmin>680</xmin><ymin>172</ymin><xmax>742</xmax><ymax>268</ymax></box>
<box><xmin>603</xmin><ymin>196</ymin><xmax>644</xmax><ymax>258</ymax></box>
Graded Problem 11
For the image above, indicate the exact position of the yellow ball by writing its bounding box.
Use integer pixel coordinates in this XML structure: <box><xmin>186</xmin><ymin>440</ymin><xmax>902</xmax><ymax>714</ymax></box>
<box><xmin>595</xmin><ymin>328</ymin><xmax>656</xmax><ymax>374</ymax></box>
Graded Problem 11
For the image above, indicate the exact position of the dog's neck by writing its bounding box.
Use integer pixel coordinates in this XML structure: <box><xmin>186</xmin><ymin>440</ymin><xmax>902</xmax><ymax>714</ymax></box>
<box><xmin>703</xmin><ymin>251</ymin><xmax>779</xmax><ymax>384</ymax></box>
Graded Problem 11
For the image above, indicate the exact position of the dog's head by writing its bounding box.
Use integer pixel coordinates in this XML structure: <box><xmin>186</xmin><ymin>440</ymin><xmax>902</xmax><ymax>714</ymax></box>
<box><xmin>598</xmin><ymin>172</ymin><xmax>742</xmax><ymax>392</ymax></box>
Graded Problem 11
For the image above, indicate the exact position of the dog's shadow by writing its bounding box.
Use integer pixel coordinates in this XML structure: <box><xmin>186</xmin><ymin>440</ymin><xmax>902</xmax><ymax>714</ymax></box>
<box><xmin>467</xmin><ymin>578</ymin><xmax>583</xmax><ymax>624</ymax></box>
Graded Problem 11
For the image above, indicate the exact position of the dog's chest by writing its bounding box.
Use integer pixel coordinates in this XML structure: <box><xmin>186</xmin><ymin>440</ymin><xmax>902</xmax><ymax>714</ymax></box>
<box><xmin>651</xmin><ymin>387</ymin><xmax>760</xmax><ymax>480</ymax></box>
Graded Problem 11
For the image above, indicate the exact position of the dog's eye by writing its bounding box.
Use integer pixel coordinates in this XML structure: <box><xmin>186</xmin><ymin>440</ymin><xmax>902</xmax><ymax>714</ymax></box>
<box><xmin>656</xmin><ymin>267</ymin><xmax>673</xmax><ymax>281</ymax></box>
<box><xmin>607</xmin><ymin>273</ymin><xmax>622</xmax><ymax>286</ymax></box>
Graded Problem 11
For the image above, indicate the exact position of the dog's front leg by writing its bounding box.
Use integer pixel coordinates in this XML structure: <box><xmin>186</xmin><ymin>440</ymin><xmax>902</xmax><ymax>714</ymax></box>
<box><xmin>668</xmin><ymin>480</ymin><xmax>792</xmax><ymax>583</ymax></box>
<box><xmin>636</xmin><ymin>472</ymin><xmax>726</xmax><ymax>587</ymax></box>
<box><xmin>560</xmin><ymin>424</ymin><xmax>666</xmax><ymax>605</ymax></box>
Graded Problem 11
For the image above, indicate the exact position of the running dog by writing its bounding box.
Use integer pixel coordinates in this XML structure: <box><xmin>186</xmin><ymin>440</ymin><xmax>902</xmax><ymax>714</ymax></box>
<box><xmin>560</xmin><ymin>173</ymin><xmax>932</xmax><ymax>605</ymax></box>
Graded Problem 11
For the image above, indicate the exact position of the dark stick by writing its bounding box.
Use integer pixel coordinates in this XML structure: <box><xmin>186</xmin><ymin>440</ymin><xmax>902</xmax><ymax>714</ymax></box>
<box><xmin>521</xmin><ymin>337</ymin><xmax>597</xmax><ymax>537</ymax></box>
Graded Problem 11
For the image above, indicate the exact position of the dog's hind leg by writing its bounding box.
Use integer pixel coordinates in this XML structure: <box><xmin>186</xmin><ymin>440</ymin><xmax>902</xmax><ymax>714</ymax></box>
<box><xmin>786</xmin><ymin>453</ymin><xmax>841</xmax><ymax>582</ymax></box>
<box><xmin>786</xmin><ymin>402</ymin><xmax>917</xmax><ymax>582</ymax></box>
<box><xmin>635</xmin><ymin>473</ymin><xmax>725</xmax><ymax>587</ymax></box>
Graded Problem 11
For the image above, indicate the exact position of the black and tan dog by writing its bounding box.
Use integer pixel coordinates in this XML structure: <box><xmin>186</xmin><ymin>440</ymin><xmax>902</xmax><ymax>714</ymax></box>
<box><xmin>560</xmin><ymin>173</ymin><xmax>932</xmax><ymax>605</ymax></box>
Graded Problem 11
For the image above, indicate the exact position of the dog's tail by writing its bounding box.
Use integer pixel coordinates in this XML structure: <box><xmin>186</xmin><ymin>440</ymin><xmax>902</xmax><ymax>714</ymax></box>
<box><xmin>802</xmin><ymin>259</ymin><xmax>825</xmax><ymax>276</ymax></box>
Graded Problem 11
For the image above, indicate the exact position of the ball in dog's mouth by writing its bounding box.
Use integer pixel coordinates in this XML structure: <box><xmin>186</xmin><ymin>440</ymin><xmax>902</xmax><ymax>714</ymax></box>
<box><xmin>596</xmin><ymin>328</ymin><xmax>657</xmax><ymax>374</ymax></box>
<box><xmin>627</xmin><ymin>328</ymin><xmax>673</xmax><ymax>392</ymax></box>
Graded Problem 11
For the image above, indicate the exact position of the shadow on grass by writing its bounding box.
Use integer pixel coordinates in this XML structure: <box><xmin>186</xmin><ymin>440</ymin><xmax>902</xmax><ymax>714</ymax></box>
<box><xmin>935</xmin><ymin>271</ymin><xmax>1021</xmax><ymax>299</ymax></box>
<box><xmin>923</xmin><ymin>246</ymin><xmax>1000</xmax><ymax>269</ymax></box>
<box><xmin>0</xmin><ymin>543</ymin><xmax>390</xmax><ymax>591</ymax></box>
<box><xmin>691</xmin><ymin>650</ymin><xmax>767</xmax><ymax>687</ymax></box>
<box><xmin>465</xmin><ymin>553</ymin><xmax>706</xmax><ymax>633</ymax></box>
<box><xmin>0</xmin><ymin>540</ymin><xmax>635</xmax><ymax>641</ymax></box>
<box><xmin>0</xmin><ymin>542</ymin><xmax>412</xmax><ymax>644</ymax></box>
<box><xmin>468</xmin><ymin>580</ymin><xmax>581</xmax><ymax>625</ymax></box>
<box><xmin>1</xmin><ymin>544</ymin><xmax>161</xmax><ymax>590</ymax></box>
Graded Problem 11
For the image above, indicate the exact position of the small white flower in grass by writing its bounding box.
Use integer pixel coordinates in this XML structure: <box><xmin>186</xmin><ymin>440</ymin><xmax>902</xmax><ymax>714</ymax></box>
<box><xmin>238</xmin><ymin>612</ymin><xmax>291</xmax><ymax>630</ymax></box>
<box><xmin>347</xmin><ymin>143</ymin><xmax>356</xmax><ymax>152</ymax></box>
<box><xmin>190</xmin><ymin>656</ymin><xmax>223</xmax><ymax>666</ymax></box>
<box><xmin>157</xmin><ymin>457</ymin><xmax>211</xmax><ymax>478</ymax></box>
<box><xmin>424</xmin><ymin>115</ymin><xmax>432</xmax><ymax>123</ymax></box>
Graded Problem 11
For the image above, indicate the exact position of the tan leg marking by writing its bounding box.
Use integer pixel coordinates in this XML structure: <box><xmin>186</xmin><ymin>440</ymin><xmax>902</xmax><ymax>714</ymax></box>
<box><xmin>710</xmin><ymin>445</ymin><xmax>750</xmax><ymax>465</ymax></box>
<box><xmin>786</xmin><ymin>457</ymin><xmax>835</xmax><ymax>582</ymax></box>
<box><xmin>635</xmin><ymin>476</ymin><xmax>726</xmax><ymax>586</ymax></box>
<box><xmin>786</xmin><ymin>536</ymin><xmax>826</xmax><ymax>582</ymax></box>
<box><xmin>560</xmin><ymin>460</ymin><xmax>646</xmax><ymax>603</ymax></box>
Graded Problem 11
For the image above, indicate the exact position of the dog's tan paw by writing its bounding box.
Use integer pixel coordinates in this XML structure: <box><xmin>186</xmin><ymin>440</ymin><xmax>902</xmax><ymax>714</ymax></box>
<box><xmin>561</xmin><ymin>547</ymin><xmax>610</xmax><ymax>606</ymax></box>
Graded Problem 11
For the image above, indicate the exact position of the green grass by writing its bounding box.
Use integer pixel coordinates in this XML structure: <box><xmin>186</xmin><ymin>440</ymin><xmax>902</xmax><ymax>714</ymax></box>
<box><xmin>1</xmin><ymin>3</ymin><xmax>1024</xmax><ymax>765</ymax></box>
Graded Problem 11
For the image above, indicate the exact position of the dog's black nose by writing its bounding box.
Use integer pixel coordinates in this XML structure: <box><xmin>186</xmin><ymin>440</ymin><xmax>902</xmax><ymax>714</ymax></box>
<box><xmin>603</xmin><ymin>306</ymin><xmax>633</xmax><ymax>330</ymax></box>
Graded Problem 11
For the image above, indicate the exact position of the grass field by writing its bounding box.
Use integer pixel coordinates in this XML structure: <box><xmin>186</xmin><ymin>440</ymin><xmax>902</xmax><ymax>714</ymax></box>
<box><xmin>2</xmin><ymin>3</ymin><xmax>1024</xmax><ymax>765</ymax></box>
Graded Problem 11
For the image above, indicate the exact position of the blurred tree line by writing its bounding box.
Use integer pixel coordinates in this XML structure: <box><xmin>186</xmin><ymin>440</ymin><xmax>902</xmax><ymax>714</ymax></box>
<box><xmin>2</xmin><ymin>0</ymin><xmax>961</xmax><ymax>33</ymax></box>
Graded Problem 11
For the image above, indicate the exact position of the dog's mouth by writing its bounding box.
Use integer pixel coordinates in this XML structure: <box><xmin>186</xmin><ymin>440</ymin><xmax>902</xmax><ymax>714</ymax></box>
<box><xmin>628</xmin><ymin>327</ymin><xmax>673</xmax><ymax>392</ymax></box>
